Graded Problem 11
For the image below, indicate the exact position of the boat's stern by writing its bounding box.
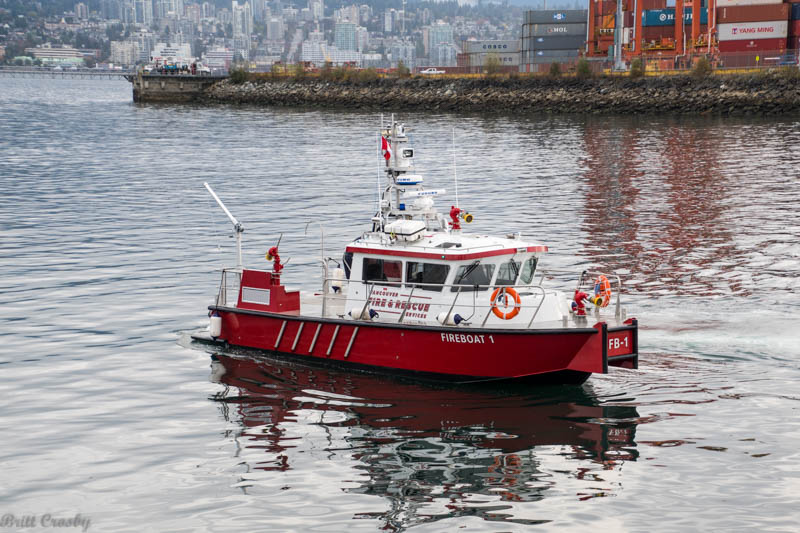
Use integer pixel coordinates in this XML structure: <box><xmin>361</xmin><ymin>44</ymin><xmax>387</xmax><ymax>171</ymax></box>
<box><xmin>565</xmin><ymin>318</ymin><xmax>638</xmax><ymax>375</ymax></box>
<box><xmin>606</xmin><ymin>318</ymin><xmax>639</xmax><ymax>370</ymax></box>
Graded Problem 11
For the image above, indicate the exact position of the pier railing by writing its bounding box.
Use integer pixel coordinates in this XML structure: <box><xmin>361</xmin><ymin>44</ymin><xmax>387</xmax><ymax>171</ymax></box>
<box><xmin>0</xmin><ymin>66</ymin><xmax>134</xmax><ymax>79</ymax></box>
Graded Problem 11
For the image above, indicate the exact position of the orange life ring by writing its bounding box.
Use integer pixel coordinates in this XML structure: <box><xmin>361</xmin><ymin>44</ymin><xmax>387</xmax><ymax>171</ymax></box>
<box><xmin>594</xmin><ymin>275</ymin><xmax>612</xmax><ymax>308</ymax></box>
<box><xmin>491</xmin><ymin>287</ymin><xmax>521</xmax><ymax>320</ymax></box>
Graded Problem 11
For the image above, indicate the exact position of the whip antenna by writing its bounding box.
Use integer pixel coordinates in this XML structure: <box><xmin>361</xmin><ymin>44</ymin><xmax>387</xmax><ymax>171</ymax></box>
<box><xmin>452</xmin><ymin>128</ymin><xmax>459</xmax><ymax>208</ymax></box>
<box><xmin>375</xmin><ymin>115</ymin><xmax>383</xmax><ymax>232</ymax></box>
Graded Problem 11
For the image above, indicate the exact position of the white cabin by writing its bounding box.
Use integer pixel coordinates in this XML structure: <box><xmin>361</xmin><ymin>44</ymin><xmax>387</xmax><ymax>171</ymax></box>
<box><xmin>318</xmin><ymin>117</ymin><xmax>571</xmax><ymax>328</ymax></box>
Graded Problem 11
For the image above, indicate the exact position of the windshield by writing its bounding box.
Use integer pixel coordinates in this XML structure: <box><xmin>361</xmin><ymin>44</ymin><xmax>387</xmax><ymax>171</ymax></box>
<box><xmin>495</xmin><ymin>259</ymin><xmax>520</xmax><ymax>286</ymax></box>
<box><xmin>519</xmin><ymin>257</ymin><xmax>538</xmax><ymax>285</ymax></box>
<box><xmin>451</xmin><ymin>262</ymin><xmax>495</xmax><ymax>292</ymax></box>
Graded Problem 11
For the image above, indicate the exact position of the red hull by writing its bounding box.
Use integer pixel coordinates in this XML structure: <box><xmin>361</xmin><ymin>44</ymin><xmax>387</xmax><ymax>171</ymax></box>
<box><xmin>208</xmin><ymin>306</ymin><xmax>638</xmax><ymax>384</ymax></box>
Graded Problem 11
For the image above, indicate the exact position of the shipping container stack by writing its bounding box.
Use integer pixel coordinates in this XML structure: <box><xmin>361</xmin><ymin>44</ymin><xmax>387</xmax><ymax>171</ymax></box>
<box><xmin>521</xmin><ymin>9</ymin><xmax>588</xmax><ymax>71</ymax></box>
<box><xmin>790</xmin><ymin>2</ymin><xmax>800</xmax><ymax>51</ymax></box>
<box><xmin>592</xmin><ymin>0</ymin><xmax>619</xmax><ymax>55</ymax></box>
<box><xmin>639</xmin><ymin>5</ymin><xmax>709</xmax><ymax>49</ymax></box>
<box><xmin>716</xmin><ymin>0</ymin><xmax>790</xmax><ymax>55</ymax></box>
<box><xmin>588</xmin><ymin>0</ymin><xmax>676</xmax><ymax>55</ymax></box>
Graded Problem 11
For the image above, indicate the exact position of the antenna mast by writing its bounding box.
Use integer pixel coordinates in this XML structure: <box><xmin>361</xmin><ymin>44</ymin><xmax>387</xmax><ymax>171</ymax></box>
<box><xmin>452</xmin><ymin>128</ymin><xmax>459</xmax><ymax>209</ymax></box>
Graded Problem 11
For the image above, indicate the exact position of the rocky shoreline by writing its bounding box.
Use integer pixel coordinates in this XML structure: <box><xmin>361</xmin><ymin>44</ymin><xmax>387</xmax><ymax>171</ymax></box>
<box><xmin>198</xmin><ymin>73</ymin><xmax>800</xmax><ymax>115</ymax></box>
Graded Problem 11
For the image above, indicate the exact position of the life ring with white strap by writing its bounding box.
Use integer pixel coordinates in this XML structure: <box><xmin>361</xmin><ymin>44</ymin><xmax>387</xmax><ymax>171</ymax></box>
<box><xmin>490</xmin><ymin>287</ymin><xmax>521</xmax><ymax>320</ymax></box>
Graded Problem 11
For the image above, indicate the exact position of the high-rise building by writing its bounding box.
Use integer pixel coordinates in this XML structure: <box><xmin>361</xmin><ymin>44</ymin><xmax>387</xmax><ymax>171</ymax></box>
<box><xmin>110</xmin><ymin>41</ymin><xmax>140</xmax><ymax>66</ymax></box>
<box><xmin>428</xmin><ymin>21</ymin><xmax>453</xmax><ymax>51</ymax></box>
<box><xmin>154</xmin><ymin>1</ymin><xmax>184</xmax><ymax>20</ymax></box>
<box><xmin>283</xmin><ymin>6</ymin><xmax>299</xmax><ymax>21</ymax></box>
<box><xmin>232</xmin><ymin>1</ymin><xmax>253</xmax><ymax>38</ymax></box>
<box><xmin>431</xmin><ymin>43</ymin><xmax>458</xmax><ymax>67</ymax></box>
<box><xmin>101</xmin><ymin>0</ymin><xmax>123</xmax><ymax>20</ymax></box>
<box><xmin>185</xmin><ymin>3</ymin><xmax>202</xmax><ymax>24</ymax></box>
<box><xmin>133</xmin><ymin>29</ymin><xmax>156</xmax><ymax>62</ymax></box>
<box><xmin>232</xmin><ymin>1</ymin><xmax>253</xmax><ymax>61</ymax></box>
<box><xmin>122</xmin><ymin>0</ymin><xmax>134</xmax><ymax>23</ymax></box>
<box><xmin>390</xmin><ymin>40</ymin><xmax>415</xmax><ymax>69</ymax></box>
<box><xmin>201</xmin><ymin>2</ymin><xmax>215</xmax><ymax>18</ymax></box>
<box><xmin>253</xmin><ymin>0</ymin><xmax>268</xmax><ymax>23</ymax></box>
<box><xmin>309</xmin><ymin>0</ymin><xmax>324</xmax><ymax>21</ymax></box>
<box><xmin>334</xmin><ymin>22</ymin><xmax>357</xmax><ymax>51</ymax></box>
<box><xmin>384</xmin><ymin>9</ymin><xmax>394</xmax><ymax>33</ymax></box>
<box><xmin>359</xmin><ymin>4</ymin><xmax>370</xmax><ymax>25</ymax></box>
<box><xmin>334</xmin><ymin>4</ymin><xmax>359</xmax><ymax>23</ymax></box>
<box><xmin>301</xmin><ymin>41</ymin><xmax>361</xmax><ymax>66</ymax></box>
<box><xmin>356</xmin><ymin>26</ymin><xmax>368</xmax><ymax>52</ymax></box>
<box><xmin>267</xmin><ymin>17</ymin><xmax>285</xmax><ymax>41</ymax></box>
<box><xmin>74</xmin><ymin>3</ymin><xmax>89</xmax><ymax>19</ymax></box>
<box><xmin>134</xmin><ymin>0</ymin><xmax>153</xmax><ymax>25</ymax></box>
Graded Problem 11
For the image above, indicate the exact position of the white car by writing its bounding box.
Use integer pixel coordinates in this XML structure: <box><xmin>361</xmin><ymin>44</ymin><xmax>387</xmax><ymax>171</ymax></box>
<box><xmin>420</xmin><ymin>67</ymin><xmax>445</xmax><ymax>75</ymax></box>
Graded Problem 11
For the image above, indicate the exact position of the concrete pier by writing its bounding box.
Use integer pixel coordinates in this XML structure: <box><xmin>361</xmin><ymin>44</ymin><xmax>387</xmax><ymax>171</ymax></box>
<box><xmin>127</xmin><ymin>72</ymin><xmax>226</xmax><ymax>103</ymax></box>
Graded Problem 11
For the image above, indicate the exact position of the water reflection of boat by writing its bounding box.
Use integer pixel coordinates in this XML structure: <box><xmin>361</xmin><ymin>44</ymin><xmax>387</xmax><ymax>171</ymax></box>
<box><xmin>210</xmin><ymin>352</ymin><xmax>641</xmax><ymax>528</ymax></box>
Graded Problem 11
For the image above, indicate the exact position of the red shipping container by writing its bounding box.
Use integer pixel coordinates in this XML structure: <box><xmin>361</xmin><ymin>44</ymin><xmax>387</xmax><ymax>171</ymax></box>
<box><xmin>595</xmin><ymin>13</ymin><xmax>616</xmax><ymax>29</ymax></box>
<box><xmin>624</xmin><ymin>11</ymin><xmax>634</xmax><ymax>27</ymax></box>
<box><xmin>598</xmin><ymin>1</ymin><xmax>616</xmax><ymax>16</ymax></box>
<box><xmin>640</xmin><ymin>24</ymin><xmax>708</xmax><ymax>42</ymax></box>
<box><xmin>717</xmin><ymin>4</ymin><xmax>789</xmax><ymax>24</ymax></box>
<box><xmin>642</xmin><ymin>0</ymin><xmax>667</xmax><ymax>10</ymax></box>
<box><xmin>718</xmin><ymin>37</ymin><xmax>787</xmax><ymax>52</ymax></box>
<box><xmin>642</xmin><ymin>26</ymin><xmax>668</xmax><ymax>41</ymax></box>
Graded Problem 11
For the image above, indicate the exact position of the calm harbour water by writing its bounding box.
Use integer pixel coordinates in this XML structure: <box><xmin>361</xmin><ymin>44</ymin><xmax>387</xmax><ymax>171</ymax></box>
<box><xmin>1</xmin><ymin>78</ymin><xmax>799</xmax><ymax>532</ymax></box>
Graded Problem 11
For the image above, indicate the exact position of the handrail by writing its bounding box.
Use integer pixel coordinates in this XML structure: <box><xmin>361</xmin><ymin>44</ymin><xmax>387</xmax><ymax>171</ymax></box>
<box><xmin>216</xmin><ymin>267</ymin><xmax>626</xmax><ymax>326</ymax></box>
<box><xmin>581</xmin><ymin>271</ymin><xmax>623</xmax><ymax>320</ymax></box>
<box><xmin>358</xmin><ymin>283</ymin><xmax>375</xmax><ymax>320</ymax></box>
<box><xmin>526</xmin><ymin>286</ymin><xmax>548</xmax><ymax>328</ymax></box>
<box><xmin>442</xmin><ymin>286</ymin><xmax>462</xmax><ymax>325</ymax></box>
<box><xmin>397</xmin><ymin>286</ymin><xmax>416</xmax><ymax>323</ymax></box>
<box><xmin>355</xmin><ymin>234</ymin><xmax>540</xmax><ymax>254</ymax></box>
<box><xmin>216</xmin><ymin>269</ymin><xmax>242</xmax><ymax>307</ymax></box>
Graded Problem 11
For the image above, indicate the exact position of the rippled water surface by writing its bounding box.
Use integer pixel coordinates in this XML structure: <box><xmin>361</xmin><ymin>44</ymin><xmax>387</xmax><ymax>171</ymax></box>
<box><xmin>1</xmin><ymin>78</ymin><xmax>799</xmax><ymax>532</ymax></box>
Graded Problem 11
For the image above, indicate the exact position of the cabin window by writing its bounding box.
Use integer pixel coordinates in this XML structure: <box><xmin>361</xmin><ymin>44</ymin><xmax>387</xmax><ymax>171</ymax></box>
<box><xmin>342</xmin><ymin>252</ymin><xmax>353</xmax><ymax>279</ymax></box>
<box><xmin>362</xmin><ymin>258</ymin><xmax>403</xmax><ymax>284</ymax></box>
<box><xmin>519</xmin><ymin>257</ymin><xmax>538</xmax><ymax>285</ymax></box>
<box><xmin>495</xmin><ymin>259</ymin><xmax>520</xmax><ymax>286</ymax></box>
<box><xmin>451</xmin><ymin>262</ymin><xmax>495</xmax><ymax>292</ymax></box>
<box><xmin>406</xmin><ymin>262</ymin><xmax>449</xmax><ymax>292</ymax></box>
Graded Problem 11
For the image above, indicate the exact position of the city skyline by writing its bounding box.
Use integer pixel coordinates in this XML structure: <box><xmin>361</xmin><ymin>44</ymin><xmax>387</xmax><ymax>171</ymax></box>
<box><xmin>0</xmin><ymin>0</ymin><xmax>580</xmax><ymax>70</ymax></box>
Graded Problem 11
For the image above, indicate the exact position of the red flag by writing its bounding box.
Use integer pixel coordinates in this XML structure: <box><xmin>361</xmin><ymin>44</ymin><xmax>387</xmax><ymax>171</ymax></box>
<box><xmin>381</xmin><ymin>136</ymin><xmax>391</xmax><ymax>161</ymax></box>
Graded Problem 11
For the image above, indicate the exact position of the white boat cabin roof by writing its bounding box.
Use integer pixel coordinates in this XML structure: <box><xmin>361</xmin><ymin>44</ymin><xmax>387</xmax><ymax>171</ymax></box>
<box><xmin>346</xmin><ymin>230</ymin><xmax>548</xmax><ymax>263</ymax></box>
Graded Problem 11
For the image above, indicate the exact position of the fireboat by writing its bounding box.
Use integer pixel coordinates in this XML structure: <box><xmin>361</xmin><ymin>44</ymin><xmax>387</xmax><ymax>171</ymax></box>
<box><xmin>192</xmin><ymin>117</ymin><xmax>639</xmax><ymax>384</ymax></box>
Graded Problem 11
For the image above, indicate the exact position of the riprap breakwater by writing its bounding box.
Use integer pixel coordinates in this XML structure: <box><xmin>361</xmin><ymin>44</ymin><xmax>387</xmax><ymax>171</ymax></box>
<box><xmin>199</xmin><ymin>74</ymin><xmax>800</xmax><ymax>115</ymax></box>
